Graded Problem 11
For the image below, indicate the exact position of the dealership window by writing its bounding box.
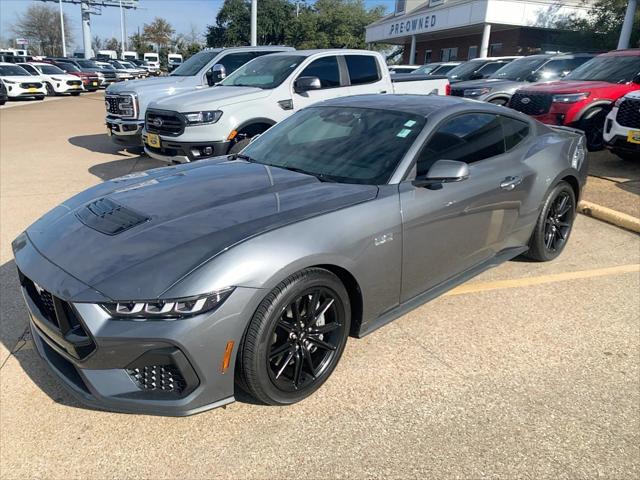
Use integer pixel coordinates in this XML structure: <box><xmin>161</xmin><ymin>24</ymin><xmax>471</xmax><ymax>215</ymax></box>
<box><xmin>299</xmin><ymin>56</ymin><xmax>341</xmax><ymax>88</ymax></box>
<box><xmin>424</xmin><ymin>50</ymin><xmax>432</xmax><ymax>64</ymax></box>
<box><xmin>440</xmin><ymin>48</ymin><xmax>458</xmax><ymax>62</ymax></box>
<box><xmin>395</xmin><ymin>0</ymin><xmax>406</xmax><ymax>14</ymax></box>
<box><xmin>468</xmin><ymin>46</ymin><xmax>478</xmax><ymax>60</ymax></box>
<box><xmin>489</xmin><ymin>43</ymin><xmax>503</xmax><ymax>56</ymax></box>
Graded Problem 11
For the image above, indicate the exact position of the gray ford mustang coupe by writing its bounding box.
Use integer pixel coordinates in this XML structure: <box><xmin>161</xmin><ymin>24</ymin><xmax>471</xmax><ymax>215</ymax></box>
<box><xmin>13</xmin><ymin>95</ymin><xmax>587</xmax><ymax>416</ymax></box>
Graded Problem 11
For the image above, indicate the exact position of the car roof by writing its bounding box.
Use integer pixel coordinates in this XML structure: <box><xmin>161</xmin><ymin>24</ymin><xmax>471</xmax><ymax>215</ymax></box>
<box><xmin>600</xmin><ymin>48</ymin><xmax>640</xmax><ymax>57</ymax></box>
<box><xmin>319</xmin><ymin>94</ymin><xmax>486</xmax><ymax>117</ymax></box>
<box><xmin>264</xmin><ymin>49</ymin><xmax>379</xmax><ymax>58</ymax></box>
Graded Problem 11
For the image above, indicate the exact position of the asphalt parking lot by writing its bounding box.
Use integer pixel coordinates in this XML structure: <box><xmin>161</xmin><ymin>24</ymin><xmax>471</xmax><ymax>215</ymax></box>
<box><xmin>1</xmin><ymin>93</ymin><xmax>639</xmax><ymax>479</ymax></box>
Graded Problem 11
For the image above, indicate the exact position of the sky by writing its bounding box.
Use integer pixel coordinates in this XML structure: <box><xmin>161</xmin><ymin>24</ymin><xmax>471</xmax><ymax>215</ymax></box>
<box><xmin>0</xmin><ymin>0</ymin><xmax>392</xmax><ymax>52</ymax></box>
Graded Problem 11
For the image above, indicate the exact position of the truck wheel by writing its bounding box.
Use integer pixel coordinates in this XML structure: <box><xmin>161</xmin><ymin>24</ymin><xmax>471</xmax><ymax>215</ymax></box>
<box><xmin>580</xmin><ymin>110</ymin><xmax>608</xmax><ymax>151</ymax></box>
<box><xmin>524</xmin><ymin>181</ymin><xmax>576</xmax><ymax>262</ymax></box>
<box><xmin>229</xmin><ymin>138</ymin><xmax>251</xmax><ymax>154</ymax></box>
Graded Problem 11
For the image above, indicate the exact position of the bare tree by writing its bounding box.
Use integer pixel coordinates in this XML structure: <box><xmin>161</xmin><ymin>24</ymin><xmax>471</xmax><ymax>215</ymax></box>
<box><xmin>12</xmin><ymin>3</ymin><xmax>72</xmax><ymax>56</ymax></box>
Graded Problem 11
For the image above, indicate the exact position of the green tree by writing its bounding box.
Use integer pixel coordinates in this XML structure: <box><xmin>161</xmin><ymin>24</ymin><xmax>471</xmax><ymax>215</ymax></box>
<box><xmin>128</xmin><ymin>32</ymin><xmax>151</xmax><ymax>57</ymax></box>
<box><xmin>11</xmin><ymin>3</ymin><xmax>72</xmax><ymax>56</ymax></box>
<box><xmin>554</xmin><ymin>0</ymin><xmax>639</xmax><ymax>49</ymax></box>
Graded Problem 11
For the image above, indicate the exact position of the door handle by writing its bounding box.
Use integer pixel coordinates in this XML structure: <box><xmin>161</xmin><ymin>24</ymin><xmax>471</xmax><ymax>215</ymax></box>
<box><xmin>500</xmin><ymin>176</ymin><xmax>522</xmax><ymax>191</ymax></box>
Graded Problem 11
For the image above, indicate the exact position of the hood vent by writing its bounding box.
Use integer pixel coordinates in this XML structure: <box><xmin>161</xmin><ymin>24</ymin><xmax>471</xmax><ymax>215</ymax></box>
<box><xmin>76</xmin><ymin>197</ymin><xmax>149</xmax><ymax>235</ymax></box>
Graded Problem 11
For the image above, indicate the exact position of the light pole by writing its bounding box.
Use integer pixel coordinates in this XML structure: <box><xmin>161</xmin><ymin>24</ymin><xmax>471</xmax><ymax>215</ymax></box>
<box><xmin>251</xmin><ymin>0</ymin><xmax>257</xmax><ymax>46</ymax></box>
<box><xmin>617</xmin><ymin>0</ymin><xmax>637</xmax><ymax>50</ymax></box>
<box><xmin>58</xmin><ymin>0</ymin><xmax>67</xmax><ymax>57</ymax></box>
<box><xmin>119</xmin><ymin>0</ymin><xmax>125</xmax><ymax>56</ymax></box>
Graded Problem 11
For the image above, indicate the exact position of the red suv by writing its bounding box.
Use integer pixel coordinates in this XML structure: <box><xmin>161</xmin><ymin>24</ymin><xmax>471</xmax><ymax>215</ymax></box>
<box><xmin>509</xmin><ymin>49</ymin><xmax>640</xmax><ymax>150</ymax></box>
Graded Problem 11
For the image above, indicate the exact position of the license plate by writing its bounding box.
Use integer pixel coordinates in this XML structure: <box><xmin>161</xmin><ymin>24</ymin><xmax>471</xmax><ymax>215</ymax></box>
<box><xmin>146</xmin><ymin>133</ymin><xmax>160</xmax><ymax>148</ymax></box>
<box><xmin>627</xmin><ymin>130</ymin><xmax>640</xmax><ymax>144</ymax></box>
<box><xmin>92</xmin><ymin>81</ymin><xmax>98</xmax><ymax>86</ymax></box>
<box><xmin>28</xmin><ymin>88</ymin><xmax>38</xmax><ymax>93</ymax></box>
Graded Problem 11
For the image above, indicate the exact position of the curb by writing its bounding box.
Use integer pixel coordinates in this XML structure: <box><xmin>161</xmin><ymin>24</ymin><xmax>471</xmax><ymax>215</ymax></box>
<box><xmin>578</xmin><ymin>200</ymin><xmax>640</xmax><ymax>234</ymax></box>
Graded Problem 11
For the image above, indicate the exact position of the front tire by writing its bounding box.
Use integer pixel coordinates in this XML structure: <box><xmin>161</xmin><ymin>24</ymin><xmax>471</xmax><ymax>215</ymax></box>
<box><xmin>525</xmin><ymin>181</ymin><xmax>576</xmax><ymax>262</ymax></box>
<box><xmin>580</xmin><ymin>110</ymin><xmax>608</xmax><ymax>151</ymax></box>
<box><xmin>45</xmin><ymin>83</ymin><xmax>55</xmax><ymax>96</ymax></box>
<box><xmin>238</xmin><ymin>268</ymin><xmax>351</xmax><ymax>406</ymax></box>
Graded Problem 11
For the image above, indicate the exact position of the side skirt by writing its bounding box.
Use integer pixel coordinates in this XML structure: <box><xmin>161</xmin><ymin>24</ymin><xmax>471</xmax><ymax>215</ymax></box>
<box><xmin>356</xmin><ymin>246</ymin><xmax>528</xmax><ymax>338</ymax></box>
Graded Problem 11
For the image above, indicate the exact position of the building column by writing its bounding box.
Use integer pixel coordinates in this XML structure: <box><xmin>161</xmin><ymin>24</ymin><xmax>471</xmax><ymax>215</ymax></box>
<box><xmin>480</xmin><ymin>23</ymin><xmax>491</xmax><ymax>58</ymax></box>
<box><xmin>409</xmin><ymin>35</ymin><xmax>417</xmax><ymax>64</ymax></box>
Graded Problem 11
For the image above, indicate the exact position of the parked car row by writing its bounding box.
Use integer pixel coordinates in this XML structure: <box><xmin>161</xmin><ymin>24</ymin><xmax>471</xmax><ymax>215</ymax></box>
<box><xmin>396</xmin><ymin>49</ymin><xmax>640</xmax><ymax>159</ymax></box>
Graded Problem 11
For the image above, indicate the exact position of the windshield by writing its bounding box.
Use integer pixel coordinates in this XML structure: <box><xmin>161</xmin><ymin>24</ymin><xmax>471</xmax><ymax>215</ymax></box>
<box><xmin>432</xmin><ymin>64</ymin><xmax>457</xmax><ymax>75</ymax></box>
<box><xmin>490</xmin><ymin>56</ymin><xmax>548</xmax><ymax>81</ymax></box>
<box><xmin>220</xmin><ymin>55</ymin><xmax>305</xmax><ymax>89</ymax></box>
<box><xmin>99</xmin><ymin>64</ymin><xmax>116</xmax><ymax>71</ymax></box>
<box><xmin>564</xmin><ymin>55</ymin><xmax>640</xmax><ymax>83</ymax></box>
<box><xmin>171</xmin><ymin>49</ymin><xmax>221</xmax><ymax>76</ymax></box>
<box><xmin>447</xmin><ymin>60</ymin><xmax>486</xmax><ymax>80</ymax></box>
<box><xmin>76</xmin><ymin>59</ymin><xmax>98</xmax><ymax>69</ymax></box>
<box><xmin>110</xmin><ymin>61</ymin><xmax>125</xmax><ymax>69</ymax></box>
<box><xmin>58</xmin><ymin>63</ymin><xmax>80</xmax><ymax>72</ymax></box>
<box><xmin>412</xmin><ymin>64</ymin><xmax>439</xmax><ymax>75</ymax></box>
<box><xmin>240</xmin><ymin>106</ymin><xmax>425</xmax><ymax>184</ymax></box>
<box><xmin>121</xmin><ymin>61</ymin><xmax>135</xmax><ymax>68</ymax></box>
<box><xmin>39</xmin><ymin>64</ymin><xmax>65</xmax><ymax>75</ymax></box>
<box><xmin>0</xmin><ymin>65</ymin><xmax>29</xmax><ymax>76</ymax></box>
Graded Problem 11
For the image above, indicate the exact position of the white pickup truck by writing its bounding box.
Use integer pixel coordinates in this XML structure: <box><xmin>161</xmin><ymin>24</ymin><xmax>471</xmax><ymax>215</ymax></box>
<box><xmin>142</xmin><ymin>49</ymin><xmax>450</xmax><ymax>162</ymax></box>
<box><xmin>105</xmin><ymin>46</ymin><xmax>293</xmax><ymax>147</ymax></box>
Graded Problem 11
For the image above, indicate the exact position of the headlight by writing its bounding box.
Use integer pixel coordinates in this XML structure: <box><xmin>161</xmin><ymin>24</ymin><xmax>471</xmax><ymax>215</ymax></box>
<box><xmin>184</xmin><ymin>110</ymin><xmax>223</xmax><ymax>125</ymax></box>
<box><xmin>464</xmin><ymin>87</ymin><xmax>491</xmax><ymax>97</ymax></box>
<box><xmin>116</xmin><ymin>93</ymin><xmax>138</xmax><ymax>117</ymax></box>
<box><xmin>552</xmin><ymin>92</ymin><xmax>589</xmax><ymax>103</ymax></box>
<box><xmin>100</xmin><ymin>288</ymin><xmax>235</xmax><ymax>320</ymax></box>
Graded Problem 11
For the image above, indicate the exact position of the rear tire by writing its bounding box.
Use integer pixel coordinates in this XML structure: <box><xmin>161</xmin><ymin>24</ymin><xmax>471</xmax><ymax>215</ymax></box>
<box><xmin>524</xmin><ymin>181</ymin><xmax>576</xmax><ymax>262</ymax></box>
<box><xmin>238</xmin><ymin>268</ymin><xmax>351</xmax><ymax>406</ymax></box>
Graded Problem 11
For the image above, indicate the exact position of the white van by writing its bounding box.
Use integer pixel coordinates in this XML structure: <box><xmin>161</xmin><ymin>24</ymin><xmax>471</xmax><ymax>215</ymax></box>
<box><xmin>123</xmin><ymin>51</ymin><xmax>139</xmax><ymax>61</ymax></box>
<box><xmin>143</xmin><ymin>52</ymin><xmax>160</xmax><ymax>73</ymax></box>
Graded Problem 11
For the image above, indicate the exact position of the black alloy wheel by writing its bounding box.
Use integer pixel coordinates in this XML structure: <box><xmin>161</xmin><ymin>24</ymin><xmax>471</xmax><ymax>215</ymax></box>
<box><xmin>525</xmin><ymin>181</ymin><xmax>576</xmax><ymax>262</ymax></box>
<box><xmin>238</xmin><ymin>268</ymin><xmax>351</xmax><ymax>405</ymax></box>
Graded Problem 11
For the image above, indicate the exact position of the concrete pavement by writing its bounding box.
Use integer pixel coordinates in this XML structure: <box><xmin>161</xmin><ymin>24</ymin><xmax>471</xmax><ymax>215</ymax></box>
<box><xmin>1</xmin><ymin>93</ymin><xmax>639</xmax><ymax>479</ymax></box>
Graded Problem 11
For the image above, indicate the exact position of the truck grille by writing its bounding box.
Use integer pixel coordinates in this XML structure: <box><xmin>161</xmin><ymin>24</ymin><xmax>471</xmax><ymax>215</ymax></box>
<box><xmin>18</xmin><ymin>270</ymin><xmax>96</xmax><ymax>360</ymax></box>
<box><xmin>105</xmin><ymin>94</ymin><xmax>136</xmax><ymax>118</ymax></box>
<box><xmin>616</xmin><ymin>98</ymin><xmax>640</xmax><ymax>128</ymax></box>
<box><xmin>449</xmin><ymin>87</ymin><xmax>465</xmax><ymax>97</ymax></box>
<box><xmin>509</xmin><ymin>92</ymin><xmax>553</xmax><ymax>116</ymax></box>
<box><xmin>146</xmin><ymin>109</ymin><xmax>186</xmax><ymax>136</ymax></box>
<box><xmin>20</xmin><ymin>82</ymin><xmax>42</xmax><ymax>89</ymax></box>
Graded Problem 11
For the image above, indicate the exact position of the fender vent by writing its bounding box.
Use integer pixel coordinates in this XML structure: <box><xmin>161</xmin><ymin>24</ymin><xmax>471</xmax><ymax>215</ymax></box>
<box><xmin>76</xmin><ymin>197</ymin><xmax>149</xmax><ymax>235</ymax></box>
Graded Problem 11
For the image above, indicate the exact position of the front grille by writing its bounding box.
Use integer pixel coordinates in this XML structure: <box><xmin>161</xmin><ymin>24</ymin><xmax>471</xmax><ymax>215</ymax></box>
<box><xmin>616</xmin><ymin>98</ymin><xmax>640</xmax><ymax>128</ymax></box>
<box><xmin>146</xmin><ymin>110</ymin><xmax>186</xmax><ymax>136</ymax></box>
<box><xmin>20</xmin><ymin>82</ymin><xmax>41</xmax><ymax>89</ymax></box>
<box><xmin>127</xmin><ymin>365</ymin><xmax>186</xmax><ymax>394</ymax></box>
<box><xmin>509</xmin><ymin>92</ymin><xmax>553</xmax><ymax>115</ymax></box>
<box><xmin>105</xmin><ymin>95</ymin><xmax>120</xmax><ymax>114</ymax></box>
<box><xmin>76</xmin><ymin>197</ymin><xmax>149</xmax><ymax>235</ymax></box>
<box><xmin>449</xmin><ymin>87</ymin><xmax>465</xmax><ymax>97</ymax></box>
<box><xmin>66</xmin><ymin>80</ymin><xmax>81</xmax><ymax>86</ymax></box>
<box><xmin>18</xmin><ymin>271</ymin><xmax>96</xmax><ymax>359</ymax></box>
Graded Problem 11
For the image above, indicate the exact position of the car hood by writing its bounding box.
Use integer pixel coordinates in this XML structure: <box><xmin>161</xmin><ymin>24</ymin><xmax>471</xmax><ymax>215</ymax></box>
<box><xmin>150</xmin><ymin>86</ymin><xmax>270</xmax><ymax>111</ymax></box>
<box><xmin>453</xmin><ymin>78</ymin><xmax>524</xmax><ymax>90</ymax></box>
<box><xmin>25</xmin><ymin>160</ymin><xmax>378</xmax><ymax>300</ymax></box>
<box><xmin>520</xmin><ymin>80</ymin><xmax>619</xmax><ymax>93</ymax></box>
<box><xmin>107</xmin><ymin>75</ymin><xmax>196</xmax><ymax>94</ymax></box>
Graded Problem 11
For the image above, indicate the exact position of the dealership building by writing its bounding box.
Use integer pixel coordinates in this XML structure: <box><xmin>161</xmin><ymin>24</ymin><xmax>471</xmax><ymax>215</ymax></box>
<box><xmin>366</xmin><ymin>0</ymin><xmax>596</xmax><ymax>65</ymax></box>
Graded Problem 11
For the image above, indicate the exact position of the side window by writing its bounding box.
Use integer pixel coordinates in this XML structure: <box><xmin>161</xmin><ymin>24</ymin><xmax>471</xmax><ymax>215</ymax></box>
<box><xmin>345</xmin><ymin>55</ymin><xmax>380</xmax><ymax>85</ymax></box>
<box><xmin>416</xmin><ymin>113</ymin><xmax>505</xmax><ymax>176</ymax></box>
<box><xmin>477</xmin><ymin>62</ymin><xmax>505</xmax><ymax>76</ymax></box>
<box><xmin>299</xmin><ymin>56</ymin><xmax>340</xmax><ymax>88</ymax></box>
<box><xmin>501</xmin><ymin>116</ymin><xmax>529</xmax><ymax>150</ymax></box>
<box><xmin>218</xmin><ymin>52</ymin><xmax>257</xmax><ymax>76</ymax></box>
<box><xmin>21</xmin><ymin>65</ymin><xmax>37</xmax><ymax>74</ymax></box>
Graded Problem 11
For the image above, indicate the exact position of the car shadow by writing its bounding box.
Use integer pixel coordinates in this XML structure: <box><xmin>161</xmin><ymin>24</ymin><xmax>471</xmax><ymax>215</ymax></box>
<box><xmin>68</xmin><ymin>133</ymin><xmax>144</xmax><ymax>157</ymax></box>
<box><xmin>89</xmin><ymin>156</ymin><xmax>166</xmax><ymax>181</ymax></box>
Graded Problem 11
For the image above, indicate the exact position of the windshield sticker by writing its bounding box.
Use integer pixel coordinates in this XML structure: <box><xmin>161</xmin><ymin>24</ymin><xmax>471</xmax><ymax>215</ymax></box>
<box><xmin>397</xmin><ymin>128</ymin><xmax>412</xmax><ymax>138</ymax></box>
<box><xmin>404</xmin><ymin>120</ymin><xmax>417</xmax><ymax>127</ymax></box>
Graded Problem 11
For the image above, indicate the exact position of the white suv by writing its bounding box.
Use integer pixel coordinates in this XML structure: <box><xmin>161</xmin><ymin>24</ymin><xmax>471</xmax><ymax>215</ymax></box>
<box><xmin>604</xmin><ymin>90</ymin><xmax>640</xmax><ymax>161</ymax></box>
<box><xmin>19</xmin><ymin>62</ymin><xmax>83</xmax><ymax>96</ymax></box>
<box><xmin>0</xmin><ymin>63</ymin><xmax>46</xmax><ymax>100</ymax></box>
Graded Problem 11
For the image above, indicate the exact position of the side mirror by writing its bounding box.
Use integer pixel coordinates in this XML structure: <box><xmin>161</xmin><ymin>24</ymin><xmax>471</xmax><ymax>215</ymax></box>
<box><xmin>413</xmin><ymin>159</ymin><xmax>469</xmax><ymax>188</ymax></box>
<box><xmin>294</xmin><ymin>76</ymin><xmax>321</xmax><ymax>93</ymax></box>
<box><xmin>206</xmin><ymin>63</ymin><xmax>226</xmax><ymax>86</ymax></box>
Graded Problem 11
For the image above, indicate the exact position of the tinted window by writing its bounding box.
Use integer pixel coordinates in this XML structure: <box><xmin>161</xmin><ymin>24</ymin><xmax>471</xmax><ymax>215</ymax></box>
<box><xmin>300</xmin><ymin>56</ymin><xmax>340</xmax><ymax>88</ymax></box>
<box><xmin>417</xmin><ymin>113</ymin><xmax>504</xmax><ymax>175</ymax></box>
<box><xmin>218</xmin><ymin>52</ymin><xmax>258</xmax><ymax>76</ymax></box>
<box><xmin>477</xmin><ymin>62</ymin><xmax>507</xmax><ymax>76</ymax></box>
<box><xmin>501</xmin><ymin>116</ymin><xmax>529</xmax><ymax>150</ymax></box>
<box><xmin>221</xmin><ymin>54</ymin><xmax>305</xmax><ymax>89</ymax></box>
<box><xmin>20</xmin><ymin>64</ymin><xmax>38</xmax><ymax>75</ymax></box>
<box><xmin>170</xmin><ymin>49</ymin><xmax>222</xmax><ymax>76</ymax></box>
<box><xmin>345</xmin><ymin>55</ymin><xmax>380</xmax><ymax>85</ymax></box>
<box><xmin>242</xmin><ymin>106</ymin><xmax>425</xmax><ymax>185</ymax></box>
<box><xmin>565</xmin><ymin>55</ymin><xmax>640</xmax><ymax>83</ymax></box>
<box><xmin>0</xmin><ymin>64</ymin><xmax>30</xmax><ymax>76</ymax></box>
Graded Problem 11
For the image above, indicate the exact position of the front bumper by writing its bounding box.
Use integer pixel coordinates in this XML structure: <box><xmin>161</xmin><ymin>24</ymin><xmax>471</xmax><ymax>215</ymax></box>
<box><xmin>14</xmin><ymin>236</ymin><xmax>262</xmax><ymax>416</ymax></box>
<box><xmin>142</xmin><ymin>133</ymin><xmax>231</xmax><ymax>163</ymax></box>
<box><xmin>6</xmin><ymin>86</ymin><xmax>46</xmax><ymax>98</ymax></box>
<box><xmin>106</xmin><ymin>116</ymin><xmax>144</xmax><ymax>146</ymax></box>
